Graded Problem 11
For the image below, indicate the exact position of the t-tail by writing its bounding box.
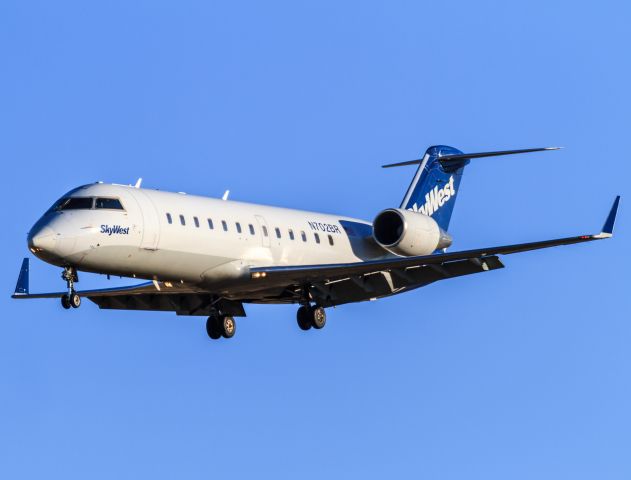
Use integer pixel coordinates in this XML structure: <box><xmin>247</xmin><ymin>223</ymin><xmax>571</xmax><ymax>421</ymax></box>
<box><xmin>383</xmin><ymin>145</ymin><xmax>561</xmax><ymax>232</ymax></box>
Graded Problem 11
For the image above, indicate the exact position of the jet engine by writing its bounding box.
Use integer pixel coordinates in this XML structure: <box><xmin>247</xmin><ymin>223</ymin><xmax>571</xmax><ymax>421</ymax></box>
<box><xmin>372</xmin><ymin>208</ymin><xmax>452</xmax><ymax>256</ymax></box>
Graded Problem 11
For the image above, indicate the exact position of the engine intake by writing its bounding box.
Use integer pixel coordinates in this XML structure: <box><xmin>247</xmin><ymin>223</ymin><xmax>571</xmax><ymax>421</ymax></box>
<box><xmin>372</xmin><ymin>208</ymin><xmax>452</xmax><ymax>256</ymax></box>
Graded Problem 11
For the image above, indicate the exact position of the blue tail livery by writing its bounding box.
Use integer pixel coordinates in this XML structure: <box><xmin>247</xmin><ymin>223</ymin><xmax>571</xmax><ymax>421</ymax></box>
<box><xmin>383</xmin><ymin>145</ymin><xmax>560</xmax><ymax>231</ymax></box>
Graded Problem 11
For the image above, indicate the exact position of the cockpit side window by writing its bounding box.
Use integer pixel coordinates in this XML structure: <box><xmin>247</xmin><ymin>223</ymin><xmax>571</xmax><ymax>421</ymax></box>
<box><xmin>95</xmin><ymin>197</ymin><xmax>124</xmax><ymax>210</ymax></box>
<box><xmin>47</xmin><ymin>198</ymin><xmax>67</xmax><ymax>213</ymax></box>
<box><xmin>57</xmin><ymin>197</ymin><xmax>94</xmax><ymax>210</ymax></box>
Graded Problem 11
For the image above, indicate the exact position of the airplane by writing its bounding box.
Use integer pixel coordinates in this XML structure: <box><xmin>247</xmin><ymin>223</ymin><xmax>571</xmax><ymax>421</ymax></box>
<box><xmin>12</xmin><ymin>145</ymin><xmax>620</xmax><ymax>340</ymax></box>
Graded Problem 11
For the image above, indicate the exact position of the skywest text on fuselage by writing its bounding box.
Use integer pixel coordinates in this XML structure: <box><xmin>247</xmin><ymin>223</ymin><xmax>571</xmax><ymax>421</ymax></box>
<box><xmin>100</xmin><ymin>225</ymin><xmax>130</xmax><ymax>236</ymax></box>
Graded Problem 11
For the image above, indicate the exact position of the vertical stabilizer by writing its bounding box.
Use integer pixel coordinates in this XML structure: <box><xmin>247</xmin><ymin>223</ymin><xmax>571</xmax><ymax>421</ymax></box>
<box><xmin>398</xmin><ymin>145</ymin><xmax>468</xmax><ymax>231</ymax></box>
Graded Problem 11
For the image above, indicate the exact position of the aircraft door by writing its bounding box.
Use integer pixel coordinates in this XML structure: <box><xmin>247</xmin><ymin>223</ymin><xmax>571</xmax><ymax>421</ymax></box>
<box><xmin>255</xmin><ymin>215</ymin><xmax>270</xmax><ymax>247</ymax></box>
<box><xmin>128</xmin><ymin>189</ymin><xmax>161</xmax><ymax>250</ymax></box>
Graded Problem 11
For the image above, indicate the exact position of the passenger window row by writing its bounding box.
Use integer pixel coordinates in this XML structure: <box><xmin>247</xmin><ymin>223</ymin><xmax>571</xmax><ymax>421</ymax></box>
<box><xmin>165</xmin><ymin>212</ymin><xmax>335</xmax><ymax>245</ymax></box>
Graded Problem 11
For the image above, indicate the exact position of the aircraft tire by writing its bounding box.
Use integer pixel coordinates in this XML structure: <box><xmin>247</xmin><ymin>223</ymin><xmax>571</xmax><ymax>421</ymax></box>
<box><xmin>61</xmin><ymin>294</ymin><xmax>71</xmax><ymax>310</ymax></box>
<box><xmin>221</xmin><ymin>316</ymin><xmax>236</xmax><ymax>339</ymax></box>
<box><xmin>297</xmin><ymin>306</ymin><xmax>312</xmax><ymax>330</ymax></box>
<box><xmin>311</xmin><ymin>306</ymin><xmax>326</xmax><ymax>329</ymax></box>
<box><xmin>70</xmin><ymin>292</ymin><xmax>81</xmax><ymax>308</ymax></box>
<box><xmin>206</xmin><ymin>316</ymin><xmax>222</xmax><ymax>340</ymax></box>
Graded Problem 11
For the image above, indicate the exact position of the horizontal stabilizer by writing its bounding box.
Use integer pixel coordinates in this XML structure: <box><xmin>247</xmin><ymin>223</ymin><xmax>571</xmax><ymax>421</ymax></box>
<box><xmin>382</xmin><ymin>147</ymin><xmax>560</xmax><ymax>169</ymax></box>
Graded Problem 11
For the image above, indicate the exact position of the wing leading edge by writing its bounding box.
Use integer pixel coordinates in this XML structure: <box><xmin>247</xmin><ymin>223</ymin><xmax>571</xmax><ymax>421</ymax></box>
<box><xmin>250</xmin><ymin>196</ymin><xmax>620</xmax><ymax>285</ymax></box>
<box><xmin>12</xmin><ymin>259</ymin><xmax>199</xmax><ymax>299</ymax></box>
<box><xmin>11</xmin><ymin>259</ymin><xmax>245</xmax><ymax>317</ymax></box>
<box><xmin>12</xmin><ymin>263</ymin><xmax>158</xmax><ymax>299</ymax></box>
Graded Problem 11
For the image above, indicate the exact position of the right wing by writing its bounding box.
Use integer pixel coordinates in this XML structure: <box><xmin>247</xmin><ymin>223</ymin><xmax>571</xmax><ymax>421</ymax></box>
<box><xmin>250</xmin><ymin>196</ymin><xmax>620</xmax><ymax>286</ymax></box>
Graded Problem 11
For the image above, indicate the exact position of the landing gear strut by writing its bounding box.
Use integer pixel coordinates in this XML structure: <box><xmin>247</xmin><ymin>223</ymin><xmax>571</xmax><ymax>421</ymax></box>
<box><xmin>296</xmin><ymin>305</ymin><xmax>327</xmax><ymax>331</ymax></box>
<box><xmin>60</xmin><ymin>266</ymin><xmax>80</xmax><ymax>309</ymax></box>
<box><xmin>206</xmin><ymin>312</ymin><xmax>236</xmax><ymax>339</ymax></box>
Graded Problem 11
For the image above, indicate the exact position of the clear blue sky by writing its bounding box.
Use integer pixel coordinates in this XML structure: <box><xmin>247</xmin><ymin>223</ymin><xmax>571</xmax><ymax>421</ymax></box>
<box><xmin>1</xmin><ymin>1</ymin><xmax>629</xmax><ymax>478</ymax></box>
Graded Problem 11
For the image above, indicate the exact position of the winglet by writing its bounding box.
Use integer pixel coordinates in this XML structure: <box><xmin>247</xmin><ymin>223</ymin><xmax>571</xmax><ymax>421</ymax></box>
<box><xmin>599</xmin><ymin>196</ymin><xmax>620</xmax><ymax>237</ymax></box>
<box><xmin>13</xmin><ymin>258</ymin><xmax>29</xmax><ymax>296</ymax></box>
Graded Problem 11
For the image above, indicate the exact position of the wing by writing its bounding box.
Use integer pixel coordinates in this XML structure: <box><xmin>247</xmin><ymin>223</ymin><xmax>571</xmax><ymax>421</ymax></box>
<box><xmin>11</xmin><ymin>259</ymin><xmax>247</xmax><ymax>317</ymax></box>
<box><xmin>250</xmin><ymin>196</ymin><xmax>620</xmax><ymax>302</ymax></box>
<box><xmin>11</xmin><ymin>259</ymin><xmax>188</xmax><ymax>300</ymax></box>
<box><xmin>12</xmin><ymin>273</ymin><xmax>156</xmax><ymax>300</ymax></box>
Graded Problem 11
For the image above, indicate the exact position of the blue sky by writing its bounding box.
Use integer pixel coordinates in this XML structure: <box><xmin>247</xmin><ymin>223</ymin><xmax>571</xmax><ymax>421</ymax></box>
<box><xmin>1</xmin><ymin>1</ymin><xmax>629</xmax><ymax>478</ymax></box>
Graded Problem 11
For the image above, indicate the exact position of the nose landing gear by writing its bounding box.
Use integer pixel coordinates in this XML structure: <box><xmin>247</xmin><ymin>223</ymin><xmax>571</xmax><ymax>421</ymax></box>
<box><xmin>60</xmin><ymin>266</ymin><xmax>80</xmax><ymax>309</ymax></box>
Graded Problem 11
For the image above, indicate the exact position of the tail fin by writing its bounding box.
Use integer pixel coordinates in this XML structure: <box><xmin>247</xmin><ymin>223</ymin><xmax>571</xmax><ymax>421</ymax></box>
<box><xmin>383</xmin><ymin>145</ymin><xmax>560</xmax><ymax>231</ymax></box>
<box><xmin>396</xmin><ymin>145</ymin><xmax>467</xmax><ymax>231</ymax></box>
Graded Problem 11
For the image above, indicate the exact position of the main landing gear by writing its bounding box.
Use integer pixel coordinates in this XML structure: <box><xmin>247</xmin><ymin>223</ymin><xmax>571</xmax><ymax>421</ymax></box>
<box><xmin>60</xmin><ymin>266</ymin><xmax>80</xmax><ymax>310</ymax></box>
<box><xmin>206</xmin><ymin>312</ymin><xmax>236</xmax><ymax>340</ymax></box>
<box><xmin>296</xmin><ymin>305</ymin><xmax>327</xmax><ymax>331</ymax></box>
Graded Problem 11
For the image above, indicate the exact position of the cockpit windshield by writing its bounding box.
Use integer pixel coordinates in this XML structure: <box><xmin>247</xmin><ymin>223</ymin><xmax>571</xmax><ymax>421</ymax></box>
<box><xmin>57</xmin><ymin>197</ymin><xmax>94</xmax><ymax>210</ymax></box>
<box><xmin>95</xmin><ymin>198</ymin><xmax>124</xmax><ymax>210</ymax></box>
<box><xmin>47</xmin><ymin>196</ymin><xmax>125</xmax><ymax>212</ymax></box>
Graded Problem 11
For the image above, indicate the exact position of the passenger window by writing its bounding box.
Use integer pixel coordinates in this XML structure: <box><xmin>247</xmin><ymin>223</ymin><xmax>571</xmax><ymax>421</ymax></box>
<box><xmin>301</xmin><ymin>231</ymin><xmax>307</xmax><ymax>242</ymax></box>
<box><xmin>95</xmin><ymin>198</ymin><xmax>124</xmax><ymax>210</ymax></box>
<box><xmin>262</xmin><ymin>226</ymin><xmax>268</xmax><ymax>237</ymax></box>
<box><xmin>59</xmin><ymin>197</ymin><xmax>93</xmax><ymax>210</ymax></box>
<box><xmin>328</xmin><ymin>234</ymin><xmax>334</xmax><ymax>246</ymax></box>
<box><xmin>208</xmin><ymin>218</ymin><xmax>214</xmax><ymax>229</ymax></box>
<box><xmin>194</xmin><ymin>217</ymin><xmax>200</xmax><ymax>228</ymax></box>
<box><xmin>166</xmin><ymin>213</ymin><xmax>173</xmax><ymax>224</ymax></box>
<box><xmin>275</xmin><ymin>227</ymin><xmax>281</xmax><ymax>239</ymax></box>
<box><xmin>222</xmin><ymin>220</ymin><xmax>228</xmax><ymax>231</ymax></box>
<box><xmin>249</xmin><ymin>224</ymin><xmax>255</xmax><ymax>235</ymax></box>
<box><xmin>236</xmin><ymin>222</ymin><xmax>242</xmax><ymax>234</ymax></box>
<box><xmin>288</xmin><ymin>229</ymin><xmax>295</xmax><ymax>240</ymax></box>
<box><xmin>314</xmin><ymin>233</ymin><xmax>320</xmax><ymax>244</ymax></box>
<box><xmin>179</xmin><ymin>215</ymin><xmax>186</xmax><ymax>226</ymax></box>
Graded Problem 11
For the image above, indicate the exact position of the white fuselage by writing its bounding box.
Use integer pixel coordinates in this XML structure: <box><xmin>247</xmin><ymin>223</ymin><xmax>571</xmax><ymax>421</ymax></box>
<box><xmin>28</xmin><ymin>183</ymin><xmax>387</xmax><ymax>295</ymax></box>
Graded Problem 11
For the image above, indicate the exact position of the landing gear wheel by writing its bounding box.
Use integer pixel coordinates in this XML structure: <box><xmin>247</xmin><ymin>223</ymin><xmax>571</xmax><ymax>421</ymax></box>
<box><xmin>69</xmin><ymin>292</ymin><xmax>81</xmax><ymax>308</ymax></box>
<box><xmin>61</xmin><ymin>294</ymin><xmax>71</xmax><ymax>309</ymax></box>
<box><xmin>60</xmin><ymin>267</ymin><xmax>80</xmax><ymax>310</ymax></box>
<box><xmin>297</xmin><ymin>305</ymin><xmax>312</xmax><ymax>330</ymax></box>
<box><xmin>221</xmin><ymin>316</ymin><xmax>236</xmax><ymax>338</ymax></box>
<box><xmin>311</xmin><ymin>306</ymin><xmax>326</xmax><ymax>329</ymax></box>
<box><xmin>206</xmin><ymin>316</ymin><xmax>222</xmax><ymax>340</ymax></box>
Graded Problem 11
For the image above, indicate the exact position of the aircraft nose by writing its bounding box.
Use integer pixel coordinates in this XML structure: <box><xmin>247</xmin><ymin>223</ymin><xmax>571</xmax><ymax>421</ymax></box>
<box><xmin>28</xmin><ymin>226</ymin><xmax>57</xmax><ymax>253</ymax></box>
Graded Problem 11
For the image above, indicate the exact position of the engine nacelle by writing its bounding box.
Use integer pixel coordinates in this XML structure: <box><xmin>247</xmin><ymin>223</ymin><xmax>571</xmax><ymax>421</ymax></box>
<box><xmin>372</xmin><ymin>208</ymin><xmax>452</xmax><ymax>256</ymax></box>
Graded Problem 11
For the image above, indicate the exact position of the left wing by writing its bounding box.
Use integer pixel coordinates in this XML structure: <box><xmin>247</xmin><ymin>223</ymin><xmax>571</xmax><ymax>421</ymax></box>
<box><xmin>11</xmin><ymin>259</ymin><xmax>179</xmax><ymax>299</ymax></box>
<box><xmin>250</xmin><ymin>196</ymin><xmax>620</xmax><ymax>286</ymax></box>
<box><xmin>11</xmin><ymin>259</ymin><xmax>245</xmax><ymax>316</ymax></box>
